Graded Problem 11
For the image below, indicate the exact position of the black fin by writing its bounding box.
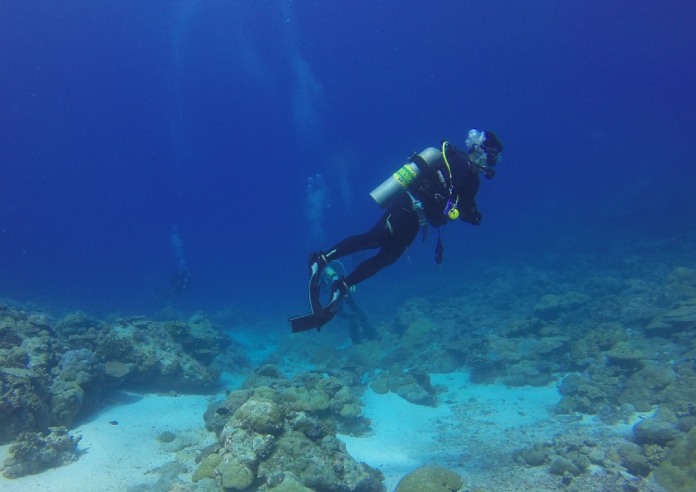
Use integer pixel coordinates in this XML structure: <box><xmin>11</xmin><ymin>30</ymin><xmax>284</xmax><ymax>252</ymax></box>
<box><xmin>289</xmin><ymin>287</ymin><xmax>344</xmax><ymax>333</ymax></box>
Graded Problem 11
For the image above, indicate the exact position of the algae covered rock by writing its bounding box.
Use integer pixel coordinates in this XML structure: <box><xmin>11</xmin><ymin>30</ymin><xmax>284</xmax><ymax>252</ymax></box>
<box><xmin>646</xmin><ymin>299</ymin><xmax>696</xmax><ymax>336</ymax></box>
<box><xmin>1</xmin><ymin>426</ymin><xmax>81</xmax><ymax>478</ymax></box>
<box><xmin>534</xmin><ymin>291</ymin><xmax>590</xmax><ymax>319</ymax></box>
<box><xmin>633</xmin><ymin>418</ymin><xmax>682</xmax><ymax>446</ymax></box>
<box><xmin>618</xmin><ymin>442</ymin><xmax>651</xmax><ymax>477</ymax></box>
<box><xmin>232</xmin><ymin>398</ymin><xmax>284</xmax><ymax>435</ymax></box>
<box><xmin>0</xmin><ymin>367</ymin><xmax>52</xmax><ymax>444</ymax></box>
<box><xmin>192</xmin><ymin>453</ymin><xmax>221</xmax><ymax>482</ymax></box>
<box><xmin>267</xmin><ymin>473</ymin><xmax>314</xmax><ymax>491</ymax></box>
<box><xmin>284</xmin><ymin>386</ymin><xmax>331</xmax><ymax>412</ymax></box>
<box><xmin>257</xmin><ymin>432</ymin><xmax>383</xmax><ymax>492</ymax></box>
<box><xmin>549</xmin><ymin>456</ymin><xmax>581</xmax><ymax>476</ymax></box>
<box><xmin>369</xmin><ymin>368</ymin><xmax>439</xmax><ymax>406</ymax></box>
<box><xmin>55</xmin><ymin>311</ymin><xmax>105</xmax><ymax>337</ymax></box>
<box><xmin>394</xmin><ymin>465</ymin><xmax>464</xmax><ymax>492</ymax></box>
<box><xmin>514</xmin><ymin>443</ymin><xmax>549</xmax><ymax>466</ymax></box>
<box><xmin>218</xmin><ymin>458</ymin><xmax>254</xmax><ymax>489</ymax></box>
<box><xmin>221</xmin><ymin>425</ymin><xmax>276</xmax><ymax>467</ymax></box>
<box><xmin>653</xmin><ymin>426</ymin><xmax>696</xmax><ymax>492</ymax></box>
<box><xmin>605</xmin><ymin>341</ymin><xmax>646</xmax><ymax>367</ymax></box>
<box><xmin>664</xmin><ymin>267</ymin><xmax>696</xmax><ymax>301</ymax></box>
<box><xmin>212</xmin><ymin>379</ymin><xmax>382</xmax><ymax>491</ymax></box>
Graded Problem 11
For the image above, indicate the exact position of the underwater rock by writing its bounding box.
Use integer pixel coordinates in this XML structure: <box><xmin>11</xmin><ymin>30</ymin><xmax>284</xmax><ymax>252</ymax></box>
<box><xmin>266</xmin><ymin>474</ymin><xmax>313</xmax><ymax>491</ymax></box>
<box><xmin>652</xmin><ymin>426</ymin><xmax>696</xmax><ymax>492</ymax></box>
<box><xmin>58</xmin><ymin>348</ymin><xmax>100</xmax><ymax>384</ymax></box>
<box><xmin>203</xmin><ymin>389</ymin><xmax>254</xmax><ymax>435</ymax></box>
<box><xmin>548</xmin><ymin>435</ymin><xmax>593</xmax><ymax>477</ymax></box>
<box><xmin>645</xmin><ymin>298</ymin><xmax>696</xmax><ymax>336</ymax></box>
<box><xmin>217</xmin><ymin>458</ymin><xmax>255</xmax><ymax>490</ymax></box>
<box><xmin>617</xmin><ymin>442</ymin><xmax>651</xmax><ymax>476</ymax></box>
<box><xmin>157</xmin><ymin>431</ymin><xmax>176</xmax><ymax>443</ymax></box>
<box><xmin>569</xmin><ymin>322</ymin><xmax>628</xmax><ymax>367</ymax></box>
<box><xmin>605</xmin><ymin>341</ymin><xmax>646</xmax><ymax>367</ymax></box>
<box><xmin>556</xmin><ymin>370</ymin><xmax>619</xmax><ymax>415</ymax></box>
<box><xmin>633</xmin><ymin>418</ymin><xmax>682</xmax><ymax>445</ymax></box>
<box><xmin>49</xmin><ymin>379</ymin><xmax>86</xmax><ymax>426</ymax></box>
<box><xmin>192</xmin><ymin>453</ymin><xmax>222</xmax><ymax>482</ymax></box>
<box><xmin>221</xmin><ymin>424</ymin><xmax>276</xmax><ymax>467</ymax></box>
<box><xmin>202</xmin><ymin>371</ymin><xmax>382</xmax><ymax>491</ymax></box>
<box><xmin>534</xmin><ymin>291</ymin><xmax>590</xmax><ymax>320</ymax></box>
<box><xmin>288</xmin><ymin>411</ymin><xmax>325</xmax><ymax>440</ymax></box>
<box><xmin>549</xmin><ymin>456</ymin><xmax>581</xmax><ymax>476</ymax></box>
<box><xmin>55</xmin><ymin>311</ymin><xmax>105</xmax><ymax>337</ymax></box>
<box><xmin>103</xmin><ymin>360</ymin><xmax>131</xmax><ymax>379</ymax></box>
<box><xmin>0</xmin><ymin>325</ymin><xmax>22</xmax><ymax>351</ymax></box>
<box><xmin>501</xmin><ymin>360</ymin><xmax>555</xmax><ymax>387</ymax></box>
<box><xmin>664</xmin><ymin>267</ymin><xmax>696</xmax><ymax>301</ymax></box>
<box><xmin>102</xmin><ymin>317</ymin><xmax>241</xmax><ymax>391</ymax></box>
<box><xmin>0</xmin><ymin>302</ymin><xmax>245</xmax><ymax>443</ymax></box>
<box><xmin>345</xmin><ymin>340</ymin><xmax>385</xmax><ymax>370</ymax></box>
<box><xmin>369</xmin><ymin>368</ymin><xmax>439</xmax><ymax>406</ymax></box>
<box><xmin>393</xmin><ymin>465</ymin><xmax>464</xmax><ymax>492</ymax></box>
<box><xmin>241</xmin><ymin>363</ymin><xmax>289</xmax><ymax>389</ymax></box>
<box><xmin>256</xmin><ymin>432</ymin><xmax>383</xmax><ymax>492</ymax></box>
<box><xmin>164</xmin><ymin>313</ymin><xmax>231</xmax><ymax>365</ymax></box>
<box><xmin>1</xmin><ymin>426</ymin><xmax>81</xmax><ymax>478</ymax></box>
<box><xmin>95</xmin><ymin>335</ymin><xmax>134</xmax><ymax>361</ymax></box>
<box><xmin>284</xmin><ymin>385</ymin><xmax>331</xmax><ymax>412</ymax></box>
<box><xmin>232</xmin><ymin>399</ymin><xmax>284</xmax><ymax>435</ymax></box>
<box><xmin>620</xmin><ymin>362</ymin><xmax>677</xmax><ymax>411</ymax></box>
<box><xmin>0</xmin><ymin>367</ymin><xmax>52</xmax><ymax>444</ymax></box>
<box><xmin>392</xmin><ymin>298</ymin><xmax>433</xmax><ymax>335</ymax></box>
<box><xmin>514</xmin><ymin>443</ymin><xmax>549</xmax><ymax>467</ymax></box>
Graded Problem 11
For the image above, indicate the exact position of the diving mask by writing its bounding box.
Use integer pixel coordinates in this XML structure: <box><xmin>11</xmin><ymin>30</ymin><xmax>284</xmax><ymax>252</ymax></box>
<box><xmin>466</xmin><ymin>129</ymin><xmax>502</xmax><ymax>178</ymax></box>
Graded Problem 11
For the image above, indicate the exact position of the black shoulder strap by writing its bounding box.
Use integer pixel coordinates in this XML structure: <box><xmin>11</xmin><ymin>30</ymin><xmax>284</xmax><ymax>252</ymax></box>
<box><xmin>409</xmin><ymin>152</ymin><xmax>429</xmax><ymax>172</ymax></box>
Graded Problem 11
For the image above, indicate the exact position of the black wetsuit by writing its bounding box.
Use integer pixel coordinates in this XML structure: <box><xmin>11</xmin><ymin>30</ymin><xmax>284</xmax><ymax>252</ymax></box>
<box><xmin>323</xmin><ymin>144</ymin><xmax>482</xmax><ymax>287</ymax></box>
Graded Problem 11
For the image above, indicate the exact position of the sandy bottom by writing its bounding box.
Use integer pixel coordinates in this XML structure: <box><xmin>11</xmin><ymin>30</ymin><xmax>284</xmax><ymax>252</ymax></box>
<box><xmin>1</xmin><ymin>371</ymin><xmax>663</xmax><ymax>492</ymax></box>
<box><xmin>0</xmin><ymin>393</ymin><xmax>215</xmax><ymax>492</ymax></box>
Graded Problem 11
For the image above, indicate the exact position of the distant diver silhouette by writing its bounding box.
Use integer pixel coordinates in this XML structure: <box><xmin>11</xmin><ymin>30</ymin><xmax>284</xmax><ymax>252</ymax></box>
<box><xmin>168</xmin><ymin>227</ymin><xmax>191</xmax><ymax>296</ymax></box>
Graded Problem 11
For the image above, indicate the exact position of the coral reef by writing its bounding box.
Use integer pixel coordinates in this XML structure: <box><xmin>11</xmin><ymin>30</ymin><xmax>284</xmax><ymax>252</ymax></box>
<box><xmin>272</xmin><ymin>257</ymin><xmax>696</xmax><ymax>489</ymax></box>
<box><xmin>393</xmin><ymin>465</ymin><xmax>464</xmax><ymax>492</ymax></box>
<box><xmin>1</xmin><ymin>426</ymin><xmax>81</xmax><ymax>478</ymax></box>
<box><xmin>1</xmin><ymin>239</ymin><xmax>695</xmax><ymax>490</ymax></box>
<box><xmin>195</xmin><ymin>365</ymin><xmax>383</xmax><ymax>491</ymax></box>
<box><xmin>0</xmin><ymin>305</ymin><xmax>249</xmax><ymax>445</ymax></box>
<box><xmin>370</xmin><ymin>368</ymin><xmax>439</xmax><ymax>406</ymax></box>
<box><xmin>652</xmin><ymin>426</ymin><xmax>696</xmax><ymax>492</ymax></box>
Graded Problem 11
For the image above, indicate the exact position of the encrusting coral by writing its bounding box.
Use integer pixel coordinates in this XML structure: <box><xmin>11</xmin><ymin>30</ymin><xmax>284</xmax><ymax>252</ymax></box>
<box><xmin>1</xmin><ymin>426</ymin><xmax>81</xmax><ymax>478</ymax></box>
<box><xmin>194</xmin><ymin>365</ymin><xmax>383</xmax><ymax>491</ymax></box>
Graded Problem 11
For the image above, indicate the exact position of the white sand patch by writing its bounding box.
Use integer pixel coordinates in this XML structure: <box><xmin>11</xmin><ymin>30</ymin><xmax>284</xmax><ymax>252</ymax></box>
<box><xmin>0</xmin><ymin>393</ymin><xmax>215</xmax><ymax>492</ymax></box>
<box><xmin>340</xmin><ymin>371</ymin><xmax>563</xmax><ymax>491</ymax></box>
<box><xmin>339</xmin><ymin>389</ymin><xmax>451</xmax><ymax>489</ymax></box>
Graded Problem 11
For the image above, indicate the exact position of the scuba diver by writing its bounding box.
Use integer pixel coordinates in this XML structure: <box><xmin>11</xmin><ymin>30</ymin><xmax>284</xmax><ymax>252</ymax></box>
<box><xmin>290</xmin><ymin>129</ymin><xmax>503</xmax><ymax>333</ymax></box>
<box><xmin>166</xmin><ymin>227</ymin><xmax>192</xmax><ymax>297</ymax></box>
<box><xmin>169</xmin><ymin>265</ymin><xmax>192</xmax><ymax>296</ymax></box>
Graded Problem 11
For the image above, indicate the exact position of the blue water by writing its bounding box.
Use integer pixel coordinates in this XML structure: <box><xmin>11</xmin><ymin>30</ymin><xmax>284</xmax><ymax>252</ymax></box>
<box><xmin>1</xmin><ymin>1</ymin><xmax>694</xmax><ymax>319</ymax></box>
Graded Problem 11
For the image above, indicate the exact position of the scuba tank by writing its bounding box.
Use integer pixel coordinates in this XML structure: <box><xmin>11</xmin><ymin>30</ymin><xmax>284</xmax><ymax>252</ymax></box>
<box><xmin>369</xmin><ymin>147</ymin><xmax>443</xmax><ymax>207</ymax></box>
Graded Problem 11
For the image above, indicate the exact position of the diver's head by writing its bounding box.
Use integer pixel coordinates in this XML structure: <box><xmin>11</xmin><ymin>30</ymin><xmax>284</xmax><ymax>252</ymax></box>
<box><xmin>465</xmin><ymin>129</ymin><xmax>503</xmax><ymax>179</ymax></box>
